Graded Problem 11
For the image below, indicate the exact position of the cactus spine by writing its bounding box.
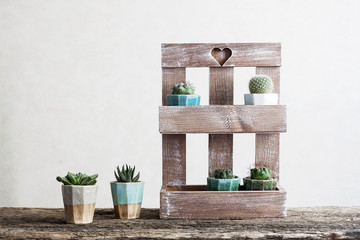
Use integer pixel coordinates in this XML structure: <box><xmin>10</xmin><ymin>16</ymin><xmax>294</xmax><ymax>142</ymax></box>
<box><xmin>172</xmin><ymin>82</ymin><xmax>195</xmax><ymax>95</ymax></box>
<box><xmin>214</xmin><ymin>169</ymin><xmax>234</xmax><ymax>179</ymax></box>
<box><xmin>250</xmin><ymin>167</ymin><xmax>272</xmax><ymax>180</ymax></box>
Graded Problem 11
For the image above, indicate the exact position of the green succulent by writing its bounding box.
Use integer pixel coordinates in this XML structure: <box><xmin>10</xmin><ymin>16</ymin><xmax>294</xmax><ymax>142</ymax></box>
<box><xmin>56</xmin><ymin>172</ymin><xmax>98</xmax><ymax>185</ymax></box>
<box><xmin>214</xmin><ymin>168</ymin><xmax>235</xmax><ymax>179</ymax></box>
<box><xmin>114</xmin><ymin>164</ymin><xmax>140</xmax><ymax>182</ymax></box>
<box><xmin>250</xmin><ymin>167</ymin><xmax>272</xmax><ymax>180</ymax></box>
<box><xmin>172</xmin><ymin>82</ymin><xmax>195</xmax><ymax>95</ymax></box>
<box><xmin>248</xmin><ymin>75</ymin><xmax>273</xmax><ymax>94</ymax></box>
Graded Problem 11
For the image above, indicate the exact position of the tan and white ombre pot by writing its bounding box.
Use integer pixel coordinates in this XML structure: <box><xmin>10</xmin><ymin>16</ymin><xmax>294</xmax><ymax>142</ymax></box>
<box><xmin>61</xmin><ymin>185</ymin><xmax>98</xmax><ymax>224</ymax></box>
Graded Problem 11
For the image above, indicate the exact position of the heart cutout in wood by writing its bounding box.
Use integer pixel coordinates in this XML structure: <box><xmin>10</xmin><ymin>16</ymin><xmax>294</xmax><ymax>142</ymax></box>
<box><xmin>211</xmin><ymin>48</ymin><xmax>232</xmax><ymax>66</ymax></box>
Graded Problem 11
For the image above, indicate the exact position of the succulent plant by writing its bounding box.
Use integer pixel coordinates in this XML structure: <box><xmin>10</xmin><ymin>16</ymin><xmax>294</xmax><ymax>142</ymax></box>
<box><xmin>56</xmin><ymin>172</ymin><xmax>98</xmax><ymax>185</ymax></box>
<box><xmin>172</xmin><ymin>82</ymin><xmax>195</xmax><ymax>95</ymax></box>
<box><xmin>250</xmin><ymin>167</ymin><xmax>272</xmax><ymax>180</ymax></box>
<box><xmin>114</xmin><ymin>164</ymin><xmax>140</xmax><ymax>182</ymax></box>
<box><xmin>214</xmin><ymin>168</ymin><xmax>235</xmax><ymax>179</ymax></box>
<box><xmin>248</xmin><ymin>75</ymin><xmax>273</xmax><ymax>94</ymax></box>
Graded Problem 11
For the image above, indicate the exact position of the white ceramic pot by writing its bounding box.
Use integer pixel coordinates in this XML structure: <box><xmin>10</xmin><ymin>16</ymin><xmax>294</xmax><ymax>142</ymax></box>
<box><xmin>62</xmin><ymin>185</ymin><xmax>98</xmax><ymax>224</ymax></box>
<box><xmin>244</xmin><ymin>94</ymin><xmax>278</xmax><ymax>105</ymax></box>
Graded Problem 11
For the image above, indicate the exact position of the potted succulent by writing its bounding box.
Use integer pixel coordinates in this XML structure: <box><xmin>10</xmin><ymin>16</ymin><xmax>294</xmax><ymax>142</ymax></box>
<box><xmin>111</xmin><ymin>164</ymin><xmax>144</xmax><ymax>219</ymax></box>
<box><xmin>207</xmin><ymin>168</ymin><xmax>240</xmax><ymax>191</ymax></box>
<box><xmin>166</xmin><ymin>82</ymin><xmax>200</xmax><ymax>106</ymax></box>
<box><xmin>243</xmin><ymin>167</ymin><xmax>277</xmax><ymax>190</ymax></box>
<box><xmin>244</xmin><ymin>75</ymin><xmax>278</xmax><ymax>105</ymax></box>
<box><xmin>56</xmin><ymin>172</ymin><xmax>98</xmax><ymax>224</ymax></box>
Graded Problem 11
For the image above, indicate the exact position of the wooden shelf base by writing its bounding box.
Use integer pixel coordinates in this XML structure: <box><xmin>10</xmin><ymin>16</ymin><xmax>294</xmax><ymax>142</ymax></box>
<box><xmin>160</xmin><ymin>185</ymin><xmax>287</xmax><ymax>219</ymax></box>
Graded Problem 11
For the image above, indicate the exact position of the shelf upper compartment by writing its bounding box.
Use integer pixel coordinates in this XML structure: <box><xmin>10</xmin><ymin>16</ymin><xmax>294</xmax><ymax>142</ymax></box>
<box><xmin>159</xmin><ymin>105</ymin><xmax>287</xmax><ymax>134</ymax></box>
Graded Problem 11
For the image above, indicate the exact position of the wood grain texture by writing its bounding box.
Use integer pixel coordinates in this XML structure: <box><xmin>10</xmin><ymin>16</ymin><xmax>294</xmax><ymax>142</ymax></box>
<box><xmin>162</xmin><ymin>67</ymin><xmax>186</xmax><ymax>186</ymax></box>
<box><xmin>159</xmin><ymin>105</ymin><xmax>287</xmax><ymax>134</ymax></box>
<box><xmin>256</xmin><ymin>66</ymin><xmax>280</xmax><ymax>102</ymax></box>
<box><xmin>114</xmin><ymin>203</ymin><xmax>142</xmax><ymax>219</ymax></box>
<box><xmin>160</xmin><ymin>185</ymin><xmax>286</xmax><ymax>219</ymax></box>
<box><xmin>256</xmin><ymin>133</ymin><xmax>280</xmax><ymax>181</ymax></box>
<box><xmin>255</xmin><ymin>66</ymin><xmax>281</xmax><ymax>181</ymax></box>
<box><xmin>162</xmin><ymin>43</ymin><xmax>281</xmax><ymax>67</ymax></box>
<box><xmin>162</xmin><ymin>67</ymin><xmax>186</xmax><ymax>105</ymax></box>
<box><xmin>209</xmin><ymin>67</ymin><xmax>234</xmax><ymax>176</ymax></box>
<box><xmin>1</xmin><ymin>207</ymin><xmax>359</xmax><ymax>239</ymax></box>
<box><xmin>162</xmin><ymin>134</ymin><xmax>186</xmax><ymax>185</ymax></box>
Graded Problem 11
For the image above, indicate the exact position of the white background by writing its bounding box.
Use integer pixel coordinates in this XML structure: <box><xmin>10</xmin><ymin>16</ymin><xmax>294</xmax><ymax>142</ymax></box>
<box><xmin>1</xmin><ymin>0</ymin><xmax>359</xmax><ymax>208</ymax></box>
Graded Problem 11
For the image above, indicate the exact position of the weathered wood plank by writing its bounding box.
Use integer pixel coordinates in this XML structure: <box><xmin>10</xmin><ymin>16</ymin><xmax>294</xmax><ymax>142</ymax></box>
<box><xmin>162</xmin><ymin>68</ymin><xmax>186</xmax><ymax>185</ymax></box>
<box><xmin>255</xmin><ymin>133</ymin><xmax>280</xmax><ymax>181</ymax></box>
<box><xmin>159</xmin><ymin>105</ymin><xmax>287</xmax><ymax>134</ymax></box>
<box><xmin>162</xmin><ymin>43</ymin><xmax>281</xmax><ymax>67</ymax></box>
<box><xmin>160</xmin><ymin>185</ymin><xmax>287</xmax><ymax>219</ymax></box>
<box><xmin>1</xmin><ymin>207</ymin><xmax>359</xmax><ymax>239</ymax></box>
<box><xmin>209</xmin><ymin>67</ymin><xmax>234</xmax><ymax>176</ymax></box>
<box><xmin>255</xmin><ymin>66</ymin><xmax>281</xmax><ymax>181</ymax></box>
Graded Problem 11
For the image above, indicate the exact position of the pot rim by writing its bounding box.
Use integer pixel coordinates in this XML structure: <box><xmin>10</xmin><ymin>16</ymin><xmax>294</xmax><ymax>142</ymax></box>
<box><xmin>207</xmin><ymin>176</ymin><xmax>239</xmax><ymax>180</ymax></box>
<box><xmin>244</xmin><ymin>93</ymin><xmax>278</xmax><ymax>96</ymax></box>
<box><xmin>167</xmin><ymin>94</ymin><xmax>200</xmax><ymax>96</ymax></box>
<box><xmin>243</xmin><ymin>177</ymin><xmax>277</xmax><ymax>181</ymax></box>
<box><xmin>61</xmin><ymin>184</ymin><xmax>98</xmax><ymax>188</ymax></box>
<box><xmin>110</xmin><ymin>181</ymin><xmax>144</xmax><ymax>184</ymax></box>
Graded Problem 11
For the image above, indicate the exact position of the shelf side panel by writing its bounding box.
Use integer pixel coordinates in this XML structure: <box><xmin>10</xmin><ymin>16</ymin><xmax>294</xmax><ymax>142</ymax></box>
<box><xmin>255</xmin><ymin>66</ymin><xmax>281</xmax><ymax>181</ymax></box>
<box><xmin>209</xmin><ymin>67</ymin><xmax>234</xmax><ymax>176</ymax></box>
<box><xmin>162</xmin><ymin>68</ymin><xmax>186</xmax><ymax>185</ymax></box>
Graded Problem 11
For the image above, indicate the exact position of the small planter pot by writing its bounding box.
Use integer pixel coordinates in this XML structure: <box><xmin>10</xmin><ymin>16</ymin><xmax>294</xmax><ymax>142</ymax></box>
<box><xmin>207</xmin><ymin>177</ymin><xmax>240</xmax><ymax>191</ymax></box>
<box><xmin>244</xmin><ymin>94</ymin><xmax>278</xmax><ymax>105</ymax></box>
<box><xmin>61</xmin><ymin>185</ymin><xmax>98</xmax><ymax>224</ymax></box>
<box><xmin>167</xmin><ymin>95</ymin><xmax>200</xmax><ymax>106</ymax></box>
<box><xmin>110</xmin><ymin>181</ymin><xmax>145</xmax><ymax>219</ymax></box>
<box><xmin>243</xmin><ymin>177</ymin><xmax>277</xmax><ymax>190</ymax></box>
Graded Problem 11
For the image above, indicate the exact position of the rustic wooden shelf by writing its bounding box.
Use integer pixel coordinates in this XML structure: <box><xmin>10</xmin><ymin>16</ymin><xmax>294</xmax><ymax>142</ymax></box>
<box><xmin>160</xmin><ymin>43</ymin><xmax>286</xmax><ymax>219</ymax></box>
<box><xmin>160</xmin><ymin>185</ymin><xmax>286</xmax><ymax>219</ymax></box>
<box><xmin>159</xmin><ymin>105</ymin><xmax>287</xmax><ymax>134</ymax></box>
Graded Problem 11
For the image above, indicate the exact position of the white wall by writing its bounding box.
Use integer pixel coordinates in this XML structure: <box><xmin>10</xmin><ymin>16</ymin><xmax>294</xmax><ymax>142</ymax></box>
<box><xmin>1</xmin><ymin>0</ymin><xmax>359</xmax><ymax>208</ymax></box>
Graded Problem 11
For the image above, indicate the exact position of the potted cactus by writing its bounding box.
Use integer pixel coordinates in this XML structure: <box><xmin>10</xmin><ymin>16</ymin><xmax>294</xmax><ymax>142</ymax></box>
<box><xmin>244</xmin><ymin>75</ymin><xmax>278</xmax><ymax>105</ymax></box>
<box><xmin>243</xmin><ymin>167</ymin><xmax>277</xmax><ymax>190</ymax></box>
<box><xmin>111</xmin><ymin>164</ymin><xmax>144</xmax><ymax>219</ymax></box>
<box><xmin>166</xmin><ymin>82</ymin><xmax>200</xmax><ymax>106</ymax></box>
<box><xmin>207</xmin><ymin>169</ymin><xmax>240</xmax><ymax>191</ymax></box>
<box><xmin>56</xmin><ymin>172</ymin><xmax>98</xmax><ymax>224</ymax></box>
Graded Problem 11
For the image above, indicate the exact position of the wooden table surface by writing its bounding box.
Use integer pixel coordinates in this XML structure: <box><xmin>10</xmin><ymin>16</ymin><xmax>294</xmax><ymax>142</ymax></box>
<box><xmin>0</xmin><ymin>207</ymin><xmax>359</xmax><ymax>239</ymax></box>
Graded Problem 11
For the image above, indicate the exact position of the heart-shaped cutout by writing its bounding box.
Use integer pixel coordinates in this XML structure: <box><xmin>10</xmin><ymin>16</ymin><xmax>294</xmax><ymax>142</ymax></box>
<box><xmin>211</xmin><ymin>48</ymin><xmax>232</xmax><ymax>66</ymax></box>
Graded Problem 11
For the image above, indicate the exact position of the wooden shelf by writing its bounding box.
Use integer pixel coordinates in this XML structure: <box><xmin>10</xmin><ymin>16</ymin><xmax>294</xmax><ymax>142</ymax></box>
<box><xmin>159</xmin><ymin>105</ymin><xmax>286</xmax><ymax>134</ymax></box>
<box><xmin>160</xmin><ymin>185</ymin><xmax>287</xmax><ymax>219</ymax></box>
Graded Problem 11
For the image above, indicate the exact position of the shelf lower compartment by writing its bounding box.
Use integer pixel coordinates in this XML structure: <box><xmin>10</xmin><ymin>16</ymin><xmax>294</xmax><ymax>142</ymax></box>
<box><xmin>160</xmin><ymin>185</ymin><xmax>287</xmax><ymax>219</ymax></box>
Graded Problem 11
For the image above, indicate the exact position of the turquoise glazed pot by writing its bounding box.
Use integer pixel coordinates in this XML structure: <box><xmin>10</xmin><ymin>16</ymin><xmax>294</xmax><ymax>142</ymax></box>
<box><xmin>166</xmin><ymin>95</ymin><xmax>200</xmax><ymax>106</ymax></box>
<box><xmin>207</xmin><ymin>177</ymin><xmax>240</xmax><ymax>191</ymax></box>
<box><xmin>110</xmin><ymin>181</ymin><xmax>144</xmax><ymax>219</ymax></box>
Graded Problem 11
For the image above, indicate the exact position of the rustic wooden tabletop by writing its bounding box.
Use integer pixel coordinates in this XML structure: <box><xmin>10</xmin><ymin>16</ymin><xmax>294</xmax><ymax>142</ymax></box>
<box><xmin>0</xmin><ymin>207</ymin><xmax>359</xmax><ymax>239</ymax></box>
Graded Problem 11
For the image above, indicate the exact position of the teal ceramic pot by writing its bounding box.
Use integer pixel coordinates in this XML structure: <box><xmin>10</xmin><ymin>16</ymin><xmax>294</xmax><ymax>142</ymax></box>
<box><xmin>166</xmin><ymin>95</ymin><xmax>200</xmax><ymax>106</ymax></box>
<box><xmin>110</xmin><ymin>181</ymin><xmax>144</xmax><ymax>219</ymax></box>
<box><xmin>243</xmin><ymin>177</ymin><xmax>277</xmax><ymax>190</ymax></box>
<box><xmin>207</xmin><ymin>177</ymin><xmax>240</xmax><ymax>191</ymax></box>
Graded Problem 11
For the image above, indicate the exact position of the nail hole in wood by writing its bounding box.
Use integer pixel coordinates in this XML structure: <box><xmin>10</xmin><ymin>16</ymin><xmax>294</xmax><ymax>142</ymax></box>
<box><xmin>211</xmin><ymin>48</ymin><xmax>232</xmax><ymax>66</ymax></box>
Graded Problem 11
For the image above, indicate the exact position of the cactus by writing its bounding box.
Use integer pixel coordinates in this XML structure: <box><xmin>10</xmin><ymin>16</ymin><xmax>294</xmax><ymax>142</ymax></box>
<box><xmin>214</xmin><ymin>168</ymin><xmax>234</xmax><ymax>179</ymax></box>
<box><xmin>56</xmin><ymin>172</ymin><xmax>98</xmax><ymax>185</ymax></box>
<box><xmin>172</xmin><ymin>82</ymin><xmax>195</xmax><ymax>95</ymax></box>
<box><xmin>114</xmin><ymin>164</ymin><xmax>140</xmax><ymax>182</ymax></box>
<box><xmin>248</xmin><ymin>75</ymin><xmax>273</xmax><ymax>94</ymax></box>
<box><xmin>250</xmin><ymin>167</ymin><xmax>272</xmax><ymax>180</ymax></box>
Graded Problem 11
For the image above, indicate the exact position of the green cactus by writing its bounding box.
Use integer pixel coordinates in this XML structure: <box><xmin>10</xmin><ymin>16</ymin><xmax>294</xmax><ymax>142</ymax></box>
<box><xmin>248</xmin><ymin>75</ymin><xmax>273</xmax><ymax>94</ymax></box>
<box><xmin>172</xmin><ymin>82</ymin><xmax>195</xmax><ymax>95</ymax></box>
<box><xmin>250</xmin><ymin>167</ymin><xmax>272</xmax><ymax>180</ymax></box>
<box><xmin>56</xmin><ymin>172</ymin><xmax>98</xmax><ymax>185</ymax></box>
<box><xmin>214</xmin><ymin>168</ymin><xmax>234</xmax><ymax>179</ymax></box>
<box><xmin>114</xmin><ymin>164</ymin><xmax>140</xmax><ymax>182</ymax></box>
